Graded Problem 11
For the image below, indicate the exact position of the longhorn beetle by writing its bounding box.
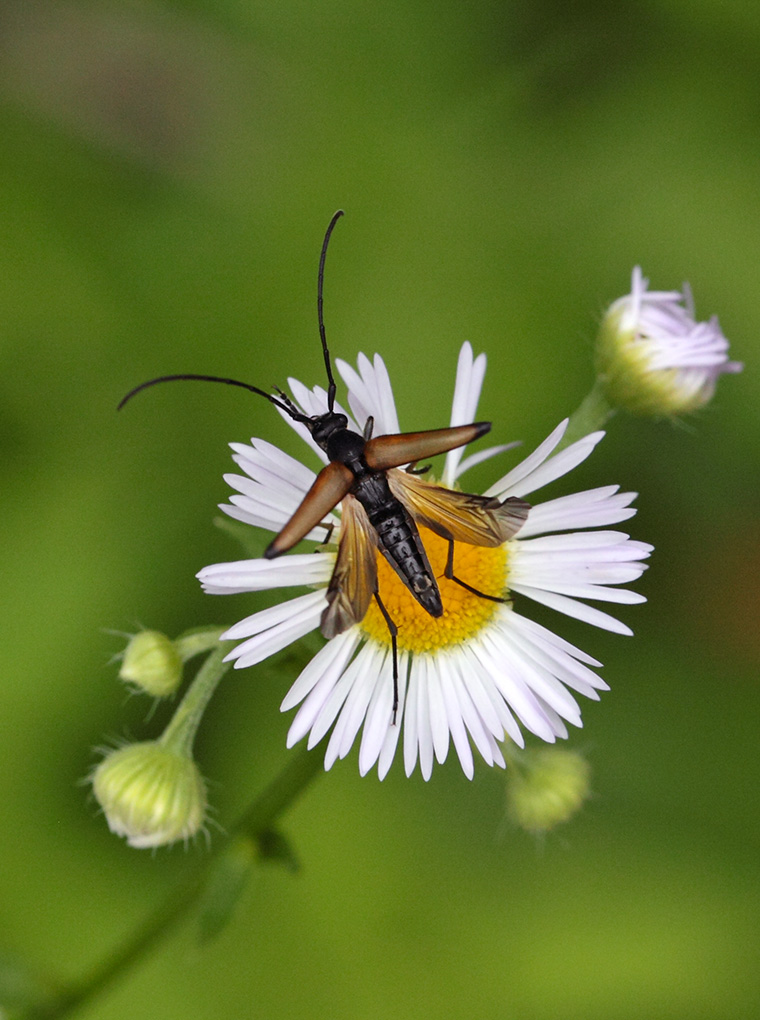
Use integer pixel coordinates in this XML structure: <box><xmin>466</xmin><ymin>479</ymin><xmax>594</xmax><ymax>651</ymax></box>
<box><xmin>119</xmin><ymin>211</ymin><xmax>531</xmax><ymax>721</ymax></box>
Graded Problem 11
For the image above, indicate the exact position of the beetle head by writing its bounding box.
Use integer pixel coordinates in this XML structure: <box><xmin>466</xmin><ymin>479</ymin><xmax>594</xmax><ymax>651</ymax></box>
<box><xmin>308</xmin><ymin>411</ymin><xmax>349</xmax><ymax>450</ymax></box>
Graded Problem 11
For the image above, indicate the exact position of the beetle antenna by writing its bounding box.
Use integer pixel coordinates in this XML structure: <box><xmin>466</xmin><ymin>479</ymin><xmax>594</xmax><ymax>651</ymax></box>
<box><xmin>117</xmin><ymin>373</ymin><xmax>311</xmax><ymax>423</ymax></box>
<box><xmin>318</xmin><ymin>210</ymin><xmax>344</xmax><ymax>412</ymax></box>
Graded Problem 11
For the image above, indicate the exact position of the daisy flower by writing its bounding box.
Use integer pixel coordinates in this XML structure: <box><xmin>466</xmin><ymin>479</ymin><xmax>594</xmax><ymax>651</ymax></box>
<box><xmin>597</xmin><ymin>267</ymin><xmax>742</xmax><ymax>416</ymax></box>
<box><xmin>197</xmin><ymin>343</ymin><xmax>652</xmax><ymax>780</ymax></box>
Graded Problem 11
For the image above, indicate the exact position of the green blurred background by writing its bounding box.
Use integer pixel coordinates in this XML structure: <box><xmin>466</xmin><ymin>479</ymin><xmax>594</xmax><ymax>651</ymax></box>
<box><xmin>1</xmin><ymin>1</ymin><xmax>758</xmax><ymax>1017</ymax></box>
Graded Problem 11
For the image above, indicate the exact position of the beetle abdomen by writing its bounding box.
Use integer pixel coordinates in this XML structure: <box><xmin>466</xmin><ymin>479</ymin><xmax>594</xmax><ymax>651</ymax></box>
<box><xmin>354</xmin><ymin>472</ymin><xmax>443</xmax><ymax>618</ymax></box>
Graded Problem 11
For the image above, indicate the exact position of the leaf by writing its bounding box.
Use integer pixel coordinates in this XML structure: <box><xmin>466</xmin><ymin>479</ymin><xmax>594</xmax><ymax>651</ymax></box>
<box><xmin>197</xmin><ymin>828</ymin><xmax>301</xmax><ymax>943</ymax></box>
<box><xmin>197</xmin><ymin>836</ymin><xmax>257</xmax><ymax>943</ymax></box>
<box><xmin>256</xmin><ymin>829</ymin><xmax>300</xmax><ymax>874</ymax></box>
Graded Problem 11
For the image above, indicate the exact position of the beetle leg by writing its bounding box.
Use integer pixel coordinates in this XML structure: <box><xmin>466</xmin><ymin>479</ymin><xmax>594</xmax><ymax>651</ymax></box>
<box><xmin>405</xmin><ymin>462</ymin><xmax>431</xmax><ymax>475</ymax></box>
<box><xmin>443</xmin><ymin>537</ymin><xmax>506</xmax><ymax>603</ymax></box>
<box><xmin>363</xmin><ymin>415</ymin><xmax>374</xmax><ymax>440</ymax></box>
<box><xmin>315</xmin><ymin>520</ymin><xmax>335</xmax><ymax>548</ymax></box>
<box><xmin>373</xmin><ymin>589</ymin><xmax>400</xmax><ymax>723</ymax></box>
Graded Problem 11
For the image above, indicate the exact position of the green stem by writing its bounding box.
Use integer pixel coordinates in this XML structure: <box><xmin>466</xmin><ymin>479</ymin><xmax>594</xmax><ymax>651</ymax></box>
<box><xmin>29</xmin><ymin>744</ymin><xmax>324</xmax><ymax>1020</ymax></box>
<box><xmin>556</xmin><ymin>379</ymin><xmax>616</xmax><ymax>453</ymax></box>
<box><xmin>175</xmin><ymin>625</ymin><xmax>228</xmax><ymax>663</ymax></box>
<box><xmin>160</xmin><ymin>645</ymin><xmax>228</xmax><ymax>757</ymax></box>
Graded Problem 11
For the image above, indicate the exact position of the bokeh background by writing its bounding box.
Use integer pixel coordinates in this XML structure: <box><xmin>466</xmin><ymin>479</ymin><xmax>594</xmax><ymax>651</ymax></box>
<box><xmin>1</xmin><ymin>1</ymin><xmax>758</xmax><ymax>1018</ymax></box>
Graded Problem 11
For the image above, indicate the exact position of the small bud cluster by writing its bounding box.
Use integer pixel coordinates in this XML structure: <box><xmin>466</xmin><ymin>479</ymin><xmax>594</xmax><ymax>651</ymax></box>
<box><xmin>92</xmin><ymin>629</ymin><xmax>226</xmax><ymax>849</ymax></box>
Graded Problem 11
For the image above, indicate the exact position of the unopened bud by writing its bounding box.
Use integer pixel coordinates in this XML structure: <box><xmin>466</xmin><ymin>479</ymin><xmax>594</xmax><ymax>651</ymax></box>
<box><xmin>92</xmin><ymin>741</ymin><xmax>207</xmax><ymax>849</ymax></box>
<box><xmin>119</xmin><ymin>630</ymin><xmax>182</xmax><ymax>697</ymax></box>
<box><xmin>506</xmin><ymin>748</ymin><xmax>591</xmax><ymax>833</ymax></box>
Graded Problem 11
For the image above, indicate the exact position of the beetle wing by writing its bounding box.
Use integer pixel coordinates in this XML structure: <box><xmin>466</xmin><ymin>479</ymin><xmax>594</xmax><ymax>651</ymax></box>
<box><xmin>321</xmin><ymin>494</ymin><xmax>378</xmax><ymax>638</ymax></box>
<box><xmin>264</xmin><ymin>461</ymin><xmax>354</xmax><ymax>558</ymax></box>
<box><xmin>364</xmin><ymin>422</ymin><xmax>491</xmax><ymax>471</ymax></box>
<box><xmin>388</xmin><ymin>469</ymin><xmax>530</xmax><ymax>546</ymax></box>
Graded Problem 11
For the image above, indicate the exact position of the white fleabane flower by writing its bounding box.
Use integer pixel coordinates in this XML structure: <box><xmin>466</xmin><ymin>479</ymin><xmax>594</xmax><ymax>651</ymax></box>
<box><xmin>597</xmin><ymin>266</ymin><xmax>742</xmax><ymax>416</ymax></box>
<box><xmin>198</xmin><ymin>343</ymin><xmax>652</xmax><ymax>780</ymax></box>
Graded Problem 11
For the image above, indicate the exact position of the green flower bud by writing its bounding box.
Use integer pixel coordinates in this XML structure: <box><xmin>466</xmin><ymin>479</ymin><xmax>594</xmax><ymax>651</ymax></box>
<box><xmin>119</xmin><ymin>630</ymin><xmax>182</xmax><ymax>697</ymax></box>
<box><xmin>506</xmin><ymin>748</ymin><xmax>591</xmax><ymax>834</ymax></box>
<box><xmin>92</xmin><ymin>741</ymin><xmax>207</xmax><ymax>849</ymax></box>
<box><xmin>597</xmin><ymin>267</ymin><xmax>741</xmax><ymax>417</ymax></box>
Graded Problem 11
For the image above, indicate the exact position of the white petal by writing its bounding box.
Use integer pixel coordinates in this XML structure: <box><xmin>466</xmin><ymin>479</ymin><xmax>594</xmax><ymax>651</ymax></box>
<box><xmin>198</xmin><ymin>553</ymin><xmax>334</xmax><ymax>594</ymax></box>
<box><xmin>505</xmin><ymin>611</ymin><xmax>603</xmax><ymax>667</ymax></box>
<box><xmin>518</xmin><ymin>487</ymin><xmax>638</xmax><ymax>537</ymax></box>
<box><xmin>438</xmin><ymin>656</ymin><xmax>474</xmax><ymax>779</ymax></box>
<box><xmin>427</xmin><ymin>660</ymin><xmax>450</xmax><ymax>766</ymax></box>
<box><xmin>219</xmin><ymin>500</ymin><xmax>336</xmax><ymax>544</ymax></box>
<box><xmin>511</xmin><ymin>583</ymin><xmax>634</xmax><ymax>635</ymax></box>
<box><xmin>358</xmin><ymin>666</ymin><xmax>396</xmax><ymax>776</ymax></box>
<box><xmin>281</xmin><ymin>628</ymin><xmax>360</xmax><ymax>712</ymax></box>
<box><xmin>454</xmin><ymin>443</ymin><xmax>520</xmax><ymax>482</ymax></box>
<box><xmin>231</xmin><ymin>438</ymin><xmax>317</xmax><ymax>493</ymax></box>
<box><xmin>488</xmin><ymin>620</ymin><xmax>583</xmax><ymax>726</ymax></box>
<box><xmin>535</xmin><ymin>699</ymin><xmax>570</xmax><ymax>739</ymax></box>
<box><xmin>505</xmin><ymin>613</ymin><xmax>607</xmax><ymax>698</ymax></box>
<box><xmin>368</xmin><ymin>353</ymin><xmax>402</xmax><ymax>436</ymax></box>
<box><xmin>309</xmin><ymin>382</ymin><xmax>361</xmax><ymax>433</ymax></box>
<box><xmin>336</xmin><ymin>353</ymin><xmax>400</xmax><ymax>436</ymax></box>
<box><xmin>458</xmin><ymin>644</ymin><xmax>524</xmax><ymax>746</ymax></box>
<box><xmin>484</xmin><ymin>419</ymin><xmax>568</xmax><ymax>498</ymax></box>
<box><xmin>287</xmin><ymin>640</ymin><xmax>365</xmax><ymax>747</ymax></box>
<box><xmin>306</xmin><ymin>647</ymin><xmax>374</xmax><ymax>749</ymax></box>
<box><xmin>448</xmin><ymin>666</ymin><xmax>498</xmax><ymax>767</ymax></box>
<box><xmin>226</xmin><ymin>596</ymin><xmax>325</xmax><ymax>669</ymax></box>
<box><xmin>274</xmin><ymin>399</ymin><xmax>328</xmax><ymax>464</ymax></box>
<box><xmin>498</xmin><ymin>432</ymin><xmax>606</xmax><ymax>500</ymax></box>
<box><xmin>416</xmin><ymin>658</ymin><xmax>435</xmax><ymax>780</ymax></box>
<box><xmin>222</xmin><ymin>590</ymin><xmax>326</xmax><ymax>640</ymax></box>
<box><xmin>377</xmin><ymin>653</ymin><xmax>409</xmax><ymax>779</ymax></box>
<box><xmin>224</xmin><ymin>470</ymin><xmax>306</xmax><ymax>515</ymax></box>
<box><xmin>477</xmin><ymin>630</ymin><xmax>559</xmax><ymax>742</ymax></box>
<box><xmin>325</xmin><ymin>645</ymin><xmax>387</xmax><ymax>765</ymax></box>
<box><xmin>444</xmin><ymin>343</ymin><xmax>486</xmax><ymax>485</ymax></box>
<box><xmin>402</xmin><ymin>659</ymin><xmax>420</xmax><ymax>777</ymax></box>
<box><xmin>336</xmin><ymin>357</ymin><xmax>374</xmax><ymax>432</ymax></box>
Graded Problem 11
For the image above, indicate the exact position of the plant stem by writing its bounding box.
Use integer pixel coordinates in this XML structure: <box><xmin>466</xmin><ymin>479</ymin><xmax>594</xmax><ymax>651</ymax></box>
<box><xmin>160</xmin><ymin>645</ymin><xmax>228</xmax><ymax>757</ymax></box>
<box><xmin>28</xmin><ymin>739</ymin><xmax>324</xmax><ymax>1019</ymax></box>
<box><xmin>556</xmin><ymin>379</ymin><xmax>616</xmax><ymax>452</ymax></box>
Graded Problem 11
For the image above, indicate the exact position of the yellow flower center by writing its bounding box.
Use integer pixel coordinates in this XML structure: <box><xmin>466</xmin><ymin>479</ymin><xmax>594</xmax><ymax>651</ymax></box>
<box><xmin>360</xmin><ymin>526</ymin><xmax>510</xmax><ymax>653</ymax></box>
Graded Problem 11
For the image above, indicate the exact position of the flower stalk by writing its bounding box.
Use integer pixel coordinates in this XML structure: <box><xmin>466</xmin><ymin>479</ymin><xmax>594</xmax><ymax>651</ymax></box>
<box><xmin>159</xmin><ymin>641</ymin><xmax>228</xmax><ymax>758</ymax></box>
<box><xmin>30</xmin><ymin>743</ymin><xmax>325</xmax><ymax>1020</ymax></box>
<box><xmin>555</xmin><ymin>379</ymin><xmax>615</xmax><ymax>453</ymax></box>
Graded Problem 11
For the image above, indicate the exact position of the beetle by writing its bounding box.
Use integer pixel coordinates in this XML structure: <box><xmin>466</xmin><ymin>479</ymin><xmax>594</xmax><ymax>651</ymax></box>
<box><xmin>119</xmin><ymin>211</ymin><xmax>530</xmax><ymax>719</ymax></box>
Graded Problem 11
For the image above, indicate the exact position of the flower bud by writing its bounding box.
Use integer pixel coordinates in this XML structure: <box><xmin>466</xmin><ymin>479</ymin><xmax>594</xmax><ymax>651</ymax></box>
<box><xmin>506</xmin><ymin>748</ymin><xmax>591</xmax><ymax>833</ymax></box>
<box><xmin>92</xmin><ymin>741</ymin><xmax>207</xmax><ymax>848</ymax></box>
<box><xmin>597</xmin><ymin>267</ymin><xmax>742</xmax><ymax>416</ymax></box>
<box><xmin>119</xmin><ymin>630</ymin><xmax>183</xmax><ymax>697</ymax></box>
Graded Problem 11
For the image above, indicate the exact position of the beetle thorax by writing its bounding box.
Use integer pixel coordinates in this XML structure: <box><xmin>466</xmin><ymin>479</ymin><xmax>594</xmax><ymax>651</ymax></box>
<box><xmin>323</xmin><ymin>423</ymin><xmax>366</xmax><ymax>472</ymax></box>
